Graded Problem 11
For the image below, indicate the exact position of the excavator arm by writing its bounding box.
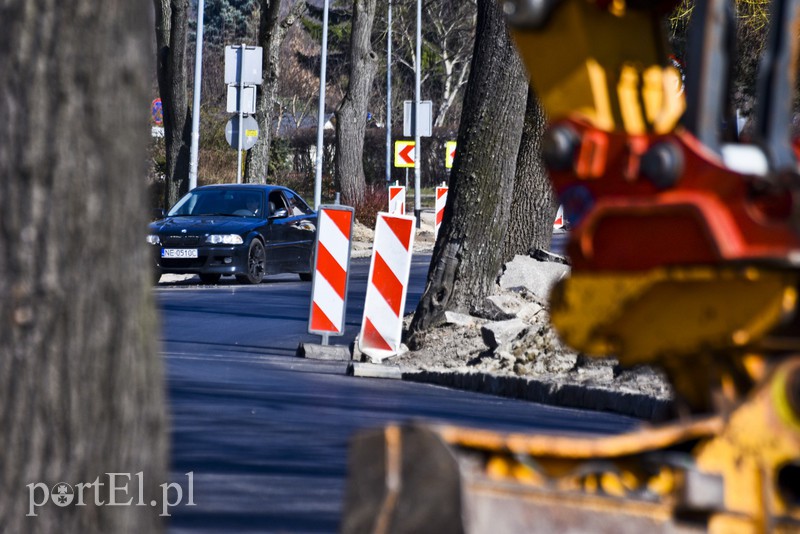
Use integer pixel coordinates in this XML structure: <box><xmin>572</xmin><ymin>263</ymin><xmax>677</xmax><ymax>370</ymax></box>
<box><xmin>341</xmin><ymin>1</ymin><xmax>800</xmax><ymax>531</ymax></box>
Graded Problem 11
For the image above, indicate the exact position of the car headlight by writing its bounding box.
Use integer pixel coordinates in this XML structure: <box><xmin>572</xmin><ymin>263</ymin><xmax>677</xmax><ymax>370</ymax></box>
<box><xmin>146</xmin><ymin>235</ymin><xmax>161</xmax><ymax>245</ymax></box>
<box><xmin>205</xmin><ymin>234</ymin><xmax>244</xmax><ymax>245</ymax></box>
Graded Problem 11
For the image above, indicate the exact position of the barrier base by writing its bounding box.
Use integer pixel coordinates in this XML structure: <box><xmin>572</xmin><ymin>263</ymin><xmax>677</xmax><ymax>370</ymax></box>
<box><xmin>296</xmin><ymin>342</ymin><xmax>352</xmax><ymax>361</ymax></box>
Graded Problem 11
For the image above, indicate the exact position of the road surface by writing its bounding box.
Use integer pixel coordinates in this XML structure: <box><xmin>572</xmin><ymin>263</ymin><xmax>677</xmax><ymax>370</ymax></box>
<box><xmin>159</xmin><ymin>251</ymin><xmax>632</xmax><ymax>533</ymax></box>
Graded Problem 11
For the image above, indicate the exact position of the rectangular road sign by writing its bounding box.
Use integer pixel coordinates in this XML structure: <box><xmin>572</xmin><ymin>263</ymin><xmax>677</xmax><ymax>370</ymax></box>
<box><xmin>403</xmin><ymin>101</ymin><xmax>433</xmax><ymax>137</ymax></box>
<box><xmin>445</xmin><ymin>141</ymin><xmax>457</xmax><ymax>169</ymax></box>
<box><xmin>394</xmin><ymin>140</ymin><xmax>416</xmax><ymax>168</ymax></box>
<box><xmin>225</xmin><ymin>45</ymin><xmax>264</xmax><ymax>85</ymax></box>
<box><xmin>226</xmin><ymin>85</ymin><xmax>257</xmax><ymax>114</ymax></box>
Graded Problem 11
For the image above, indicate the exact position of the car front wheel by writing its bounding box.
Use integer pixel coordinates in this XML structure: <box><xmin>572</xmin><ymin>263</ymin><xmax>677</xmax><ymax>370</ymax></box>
<box><xmin>236</xmin><ymin>239</ymin><xmax>266</xmax><ymax>284</ymax></box>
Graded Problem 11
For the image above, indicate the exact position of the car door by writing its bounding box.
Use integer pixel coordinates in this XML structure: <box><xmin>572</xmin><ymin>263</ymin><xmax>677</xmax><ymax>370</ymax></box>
<box><xmin>265</xmin><ymin>190</ymin><xmax>294</xmax><ymax>272</ymax></box>
<box><xmin>280</xmin><ymin>189</ymin><xmax>317</xmax><ymax>270</ymax></box>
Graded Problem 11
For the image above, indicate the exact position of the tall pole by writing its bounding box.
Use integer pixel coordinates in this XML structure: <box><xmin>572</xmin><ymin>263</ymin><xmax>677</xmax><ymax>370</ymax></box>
<box><xmin>188</xmin><ymin>0</ymin><xmax>205</xmax><ymax>191</ymax></box>
<box><xmin>236</xmin><ymin>43</ymin><xmax>245</xmax><ymax>184</ymax></box>
<box><xmin>314</xmin><ymin>0</ymin><xmax>331</xmax><ymax>210</ymax></box>
<box><xmin>385</xmin><ymin>0</ymin><xmax>392</xmax><ymax>184</ymax></box>
<box><xmin>414</xmin><ymin>0</ymin><xmax>422</xmax><ymax>226</ymax></box>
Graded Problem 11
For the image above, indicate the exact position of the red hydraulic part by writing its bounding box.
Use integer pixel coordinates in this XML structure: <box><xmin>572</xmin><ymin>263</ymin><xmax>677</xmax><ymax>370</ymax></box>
<box><xmin>546</xmin><ymin>118</ymin><xmax>800</xmax><ymax>271</ymax></box>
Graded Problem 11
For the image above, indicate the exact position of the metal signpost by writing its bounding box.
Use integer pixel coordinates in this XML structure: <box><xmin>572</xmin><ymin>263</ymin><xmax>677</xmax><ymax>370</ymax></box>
<box><xmin>188</xmin><ymin>0</ymin><xmax>205</xmax><ymax>191</ymax></box>
<box><xmin>386</xmin><ymin>0</ymin><xmax>393</xmax><ymax>185</ymax></box>
<box><xmin>314</xmin><ymin>0</ymin><xmax>331</xmax><ymax>210</ymax></box>
<box><xmin>404</xmin><ymin>100</ymin><xmax>432</xmax><ymax>227</ymax></box>
<box><xmin>225</xmin><ymin>44</ymin><xmax>263</xmax><ymax>183</ymax></box>
<box><xmin>414</xmin><ymin>0</ymin><xmax>423</xmax><ymax>227</ymax></box>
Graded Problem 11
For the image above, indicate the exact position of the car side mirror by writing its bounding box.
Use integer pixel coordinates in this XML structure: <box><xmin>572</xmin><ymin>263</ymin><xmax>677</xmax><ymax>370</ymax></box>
<box><xmin>152</xmin><ymin>208</ymin><xmax>166</xmax><ymax>220</ymax></box>
<box><xmin>270</xmin><ymin>208</ymin><xmax>289</xmax><ymax>219</ymax></box>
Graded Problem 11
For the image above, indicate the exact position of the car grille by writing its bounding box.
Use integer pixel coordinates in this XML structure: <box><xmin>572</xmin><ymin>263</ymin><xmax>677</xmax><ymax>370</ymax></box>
<box><xmin>162</xmin><ymin>235</ymin><xmax>202</xmax><ymax>246</ymax></box>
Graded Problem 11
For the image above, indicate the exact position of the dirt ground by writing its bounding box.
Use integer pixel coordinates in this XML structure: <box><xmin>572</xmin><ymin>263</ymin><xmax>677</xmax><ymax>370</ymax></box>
<box><xmin>353</xmin><ymin>213</ymin><xmax>673</xmax><ymax>405</ymax></box>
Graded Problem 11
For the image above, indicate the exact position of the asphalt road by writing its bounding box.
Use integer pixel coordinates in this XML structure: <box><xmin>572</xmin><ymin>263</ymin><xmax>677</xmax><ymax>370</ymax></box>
<box><xmin>158</xmin><ymin>246</ymin><xmax>632</xmax><ymax>533</ymax></box>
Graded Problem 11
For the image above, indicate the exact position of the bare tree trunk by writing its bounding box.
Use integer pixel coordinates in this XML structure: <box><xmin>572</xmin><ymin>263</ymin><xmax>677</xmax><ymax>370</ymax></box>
<box><xmin>154</xmin><ymin>0</ymin><xmax>192</xmax><ymax>208</ymax></box>
<box><xmin>0</xmin><ymin>1</ymin><xmax>166</xmax><ymax>532</ymax></box>
<box><xmin>407</xmin><ymin>0</ymin><xmax>528</xmax><ymax>347</ymax></box>
<box><xmin>245</xmin><ymin>0</ymin><xmax>307</xmax><ymax>184</ymax></box>
<box><xmin>502</xmin><ymin>90</ymin><xmax>557</xmax><ymax>260</ymax></box>
<box><xmin>335</xmin><ymin>0</ymin><xmax>379</xmax><ymax>205</ymax></box>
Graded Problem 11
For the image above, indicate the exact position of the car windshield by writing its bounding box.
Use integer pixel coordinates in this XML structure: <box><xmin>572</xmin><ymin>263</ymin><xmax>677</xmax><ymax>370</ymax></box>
<box><xmin>168</xmin><ymin>189</ymin><xmax>264</xmax><ymax>218</ymax></box>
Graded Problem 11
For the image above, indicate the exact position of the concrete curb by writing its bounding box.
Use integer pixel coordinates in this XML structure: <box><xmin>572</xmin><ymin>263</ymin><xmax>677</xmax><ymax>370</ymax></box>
<box><xmin>296</xmin><ymin>342</ymin><xmax>352</xmax><ymax>361</ymax></box>
<box><xmin>347</xmin><ymin>362</ymin><xmax>404</xmax><ymax>379</ymax></box>
<box><xmin>345</xmin><ymin>343</ymin><xmax>672</xmax><ymax>421</ymax></box>
<box><xmin>400</xmin><ymin>369</ymin><xmax>673</xmax><ymax>422</ymax></box>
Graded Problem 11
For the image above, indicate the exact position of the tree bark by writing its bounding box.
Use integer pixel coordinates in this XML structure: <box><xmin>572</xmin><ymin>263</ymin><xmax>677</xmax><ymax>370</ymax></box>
<box><xmin>335</xmin><ymin>0</ymin><xmax>379</xmax><ymax>205</ymax></box>
<box><xmin>154</xmin><ymin>0</ymin><xmax>192</xmax><ymax>208</ymax></box>
<box><xmin>0</xmin><ymin>2</ymin><xmax>167</xmax><ymax>532</ymax></box>
<box><xmin>245</xmin><ymin>0</ymin><xmax>307</xmax><ymax>184</ymax></box>
<box><xmin>407</xmin><ymin>0</ymin><xmax>528</xmax><ymax>347</ymax></box>
<box><xmin>502</xmin><ymin>90</ymin><xmax>557</xmax><ymax>261</ymax></box>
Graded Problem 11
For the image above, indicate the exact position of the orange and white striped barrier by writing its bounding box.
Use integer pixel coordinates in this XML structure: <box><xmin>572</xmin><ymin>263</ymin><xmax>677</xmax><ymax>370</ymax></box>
<box><xmin>308</xmin><ymin>205</ymin><xmax>355</xmax><ymax>340</ymax></box>
<box><xmin>358</xmin><ymin>212</ymin><xmax>416</xmax><ymax>361</ymax></box>
<box><xmin>553</xmin><ymin>204</ymin><xmax>565</xmax><ymax>230</ymax></box>
<box><xmin>388</xmin><ymin>185</ymin><xmax>406</xmax><ymax>215</ymax></box>
<box><xmin>435</xmin><ymin>184</ymin><xmax>448</xmax><ymax>239</ymax></box>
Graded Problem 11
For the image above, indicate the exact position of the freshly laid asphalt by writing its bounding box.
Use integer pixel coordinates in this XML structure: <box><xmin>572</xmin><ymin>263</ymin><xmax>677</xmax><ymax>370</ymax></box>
<box><xmin>159</xmin><ymin>243</ymin><xmax>633</xmax><ymax>533</ymax></box>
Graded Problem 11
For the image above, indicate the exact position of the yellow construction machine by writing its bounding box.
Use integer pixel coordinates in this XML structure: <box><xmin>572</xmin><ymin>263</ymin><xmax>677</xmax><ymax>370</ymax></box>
<box><xmin>341</xmin><ymin>1</ymin><xmax>800</xmax><ymax>531</ymax></box>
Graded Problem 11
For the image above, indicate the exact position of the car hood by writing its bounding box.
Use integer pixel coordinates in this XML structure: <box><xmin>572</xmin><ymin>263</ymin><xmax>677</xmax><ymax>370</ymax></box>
<box><xmin>150</xmin><ymin>216</ymin><xmax>261</xmax><ymax>235</ymax></box>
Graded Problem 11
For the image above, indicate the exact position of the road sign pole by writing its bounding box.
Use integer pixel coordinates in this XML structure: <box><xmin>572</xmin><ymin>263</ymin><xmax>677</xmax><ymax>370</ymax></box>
<box><xmin>237</xmin><ymin>44</ymin><xmax>245</xmax><ymax>184</ymax></box>
<box><xmin>385</xmin><ymin>0</ymin><xmax>393</xmax><ymax>184</ymax></box>
<box><xmin>314</xmin><ymin>0</ymin><xmax>331</xmax><ymax>209</ymax></box>
<box><xmin>188</xmin><ymin>0</ymin><xmax>205</xmax><ymax>191</ymax></box>
<box><xmin>414</xmin><ymin>0</ymin><xmax>422</xmax><ymax>228</ymax></box>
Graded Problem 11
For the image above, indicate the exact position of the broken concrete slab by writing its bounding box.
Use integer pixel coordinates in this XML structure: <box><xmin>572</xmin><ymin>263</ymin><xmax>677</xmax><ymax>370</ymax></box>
<box><xmin>517</xmin><ymin>302</ymin><xmax>544</xmax><ymax>323</ymax></box>
<box><xmin>531</xmin><ymin>248</ymin><xmax>570</xmax><ymax>265</ymax></box>
<box><xmin>481</xmin><ymin>318</ymin><xmax>528</xmax><ymax>350</ymax></box>
<box><xmin>443</xmin><ymin>310</ymin><xmax>478</xmax><ymax>327</ymax></box>
<box><xmin>500</xmin><ymin>255</ymin><xmax>570</xmax><ymax>303</ymax></box>
<box><xmin>482</xmin><ymin>294</ymin><xmax>524</xmax><ymax>321</ymax></box>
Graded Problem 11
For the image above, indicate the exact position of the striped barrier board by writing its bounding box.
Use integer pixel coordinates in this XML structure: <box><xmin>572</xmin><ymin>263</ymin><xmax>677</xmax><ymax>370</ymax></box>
<box><xmin>388</xmin><ymin>185</ymin><xmax>406</xmax><ymax>215</ymax></box>
<box><xmin>358</xmin><ymin>212</ymin><xmax>416</xmax><ymax>361</ymax></box>
<box><xmin>554</xmin><ymin>204</ymin><xmax>565</xmax><ymax>230</ymax></box>
<box><xmin>308</xmin><ymin>205</ymin><xmax>355</xmax><ymax>338</ymax></box>
<box><xmin>435</xmin><ymin>185</ymin><xmax>448</xmax><ymax>239</ymax></box>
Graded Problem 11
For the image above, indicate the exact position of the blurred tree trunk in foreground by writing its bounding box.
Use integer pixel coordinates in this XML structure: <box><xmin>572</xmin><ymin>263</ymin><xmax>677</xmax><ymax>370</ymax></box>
<box><xmin>0</xmin><ymin>2</ymin><xmax>167</xmax><ymax>532</ymax></box>
<box><xmin>407</xmin><ymin>0</ymin><xmax>528</xmax><ymax>347</ymax></box>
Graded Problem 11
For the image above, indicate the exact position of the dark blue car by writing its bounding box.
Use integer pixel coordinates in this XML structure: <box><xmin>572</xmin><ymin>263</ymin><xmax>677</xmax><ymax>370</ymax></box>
<box><xmin>148</xmin><ymin>184</ymin><xmax>317</xmax><ymax>284</ymax></box>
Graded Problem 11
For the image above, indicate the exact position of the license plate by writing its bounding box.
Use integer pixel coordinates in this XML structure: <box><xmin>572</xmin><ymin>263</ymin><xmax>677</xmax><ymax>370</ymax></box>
<box><xmin>161</xmin><ymin>248</ymin><xmax>198</xmax><ymax>258</ymax></box>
